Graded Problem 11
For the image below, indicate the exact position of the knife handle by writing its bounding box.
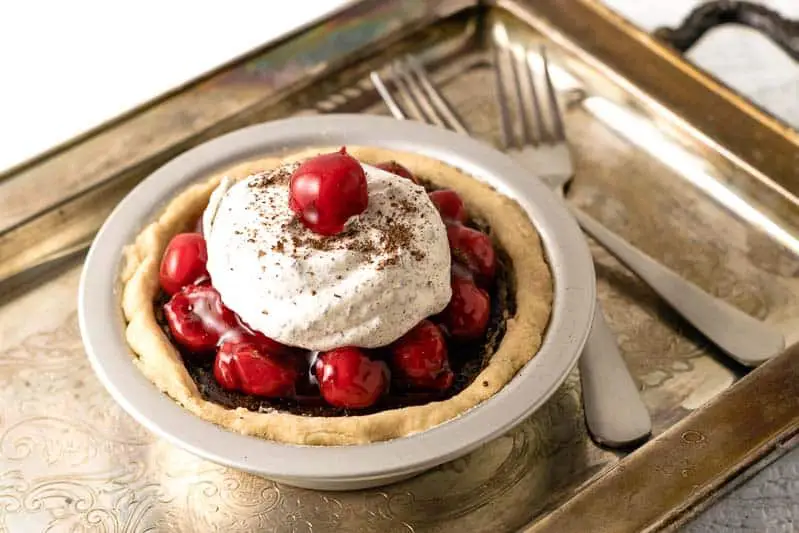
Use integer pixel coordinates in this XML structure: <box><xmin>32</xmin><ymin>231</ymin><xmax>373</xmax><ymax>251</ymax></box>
<box><xmin>580</xmin><ymin>304</ymin><xmax>652</xmax><ymax>448</ymax></box>
<box><xmin>573</xmin><ymin>207</ymin><xmax>785</xmax><ymax>367</ymax></box>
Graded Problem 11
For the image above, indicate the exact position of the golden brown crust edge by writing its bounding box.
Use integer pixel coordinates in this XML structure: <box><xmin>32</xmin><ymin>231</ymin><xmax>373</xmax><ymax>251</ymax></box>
<box><xmin>121</xmin><ymin>146</ymin><xmax>553</xmax><ymax>446</ymax></box>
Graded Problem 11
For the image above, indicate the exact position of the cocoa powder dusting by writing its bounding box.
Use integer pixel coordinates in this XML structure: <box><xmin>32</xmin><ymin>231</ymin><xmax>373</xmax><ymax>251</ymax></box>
<box><xmin>241</xmin><ymin>163</ymin><xmax>431</xmax><ymax>270</ymax></box>
<box><xmin>279</xmin><ymin>203</ymin><xmax>425</xmax><ymax>268</ymax></box>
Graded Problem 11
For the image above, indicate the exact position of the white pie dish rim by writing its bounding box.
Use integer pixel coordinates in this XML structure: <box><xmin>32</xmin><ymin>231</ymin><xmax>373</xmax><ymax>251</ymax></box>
<box><xmin>78</xmin><ymin>114</ymin><xmax>595</xmax><ymax>490</ymax></box>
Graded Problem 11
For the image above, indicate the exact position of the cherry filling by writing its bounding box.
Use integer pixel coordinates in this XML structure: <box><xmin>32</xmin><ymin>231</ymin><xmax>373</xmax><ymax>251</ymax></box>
<box><xmin>314</xmin><ymin>348</ymin><xmax>390</xmax><ymax>409</ymax></box>
<box><xmin>390</xmin><ymin>320</ymin><xmax>454</xmax><ymax>390</ymax></box>
<box><xmin>429</xmin><ymin>189</ymin><xmax>467</xmax><ymax>223</ymax></box>
<box><xmin>214</xmin><ymin>340</ymin><xmax>301</xmax><ymax>398</ymax></box>
<box><xmin>163</xmin><ymin>283</ymin><xmax>238</xmax><ymax>353</ymax></box>
<box><xmin>159</xmin><ymin>232</ymin><xmax>208</xmax><ymax>295</ymax></box>
<box><xmin>156</xmin><ymin>152</ymin><xmax>514</xmax><ymax>416</ymax></box>
<box><xmin>375</xmin><ymin>160</ymin><xmax>418</xmax><ymax>184</ymax></box>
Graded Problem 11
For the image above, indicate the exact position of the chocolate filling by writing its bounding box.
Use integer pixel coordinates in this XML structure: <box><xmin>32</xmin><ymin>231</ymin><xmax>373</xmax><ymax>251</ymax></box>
<box><xmin>155</xmin><ymin>178</ymin><xmax>516</xmax><ymax>417</ymax></box>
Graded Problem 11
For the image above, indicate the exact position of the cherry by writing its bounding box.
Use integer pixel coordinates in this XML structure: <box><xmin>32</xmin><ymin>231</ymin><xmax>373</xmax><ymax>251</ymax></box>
<box><xmin>441</xmin><ymin>273</ymin><xmax>490</xmax><ymax>340</ymax></box>
<box><xmin>214</xmin><ymin>340</ymin><xmax>299</xmax><ymax>397</ymax></box>
<box><xmin>288</xmin><ymin>147</ymin><xmax>368</xmax><ymax>235</ymax></box>
<box><xmin>216</xmin><ymin>304</ymin><xmax>295</xmax><ymax>352</ymax></box>
<box><xmin>163</xmin><ymin>284</ymin><xmax>239</xmax><ymax>353</ymax></box>
<box><xmin>390</xmin><ymin>320</ymin><xmax>454</xmax><ymax>391</ymax></box>
<box><xmin>446</xmin><ymin>223</ymin><xmax>496</xmax><ymax>282</ymax></box>
<box><xmin>226</xmin><ymin>320</ymin><xmax>293</xmax><ymax>357</ymax></box>
<box><xmin>314</xmin><ymin>347</ymin><xmax>389</xmax><ymax>409</ymax></box>
<box><xmin>159</xmin><ymin>233</ymin><xmax>209</xmax><ymax>295</ymax></box>
<box><xmin>429</xmin><ymin>189</ymin><xmax>467</xmax><ymax>223</ymax></box>
<box><xmin>451</xmin><ymin>261</ymin><xmax>475</xmax><ymax>281</ymax></box>
<box><xmin>375</xmin><ymin>160</ymin><xmax>418</xmax><ymax>184</ymax></box>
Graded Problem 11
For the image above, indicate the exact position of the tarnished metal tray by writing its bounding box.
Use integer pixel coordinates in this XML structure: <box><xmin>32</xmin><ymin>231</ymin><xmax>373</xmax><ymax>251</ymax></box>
<box><xmin>0</xmin><ymin>0</ymin><xmax>797</xmax><ymax>531</ymax></box>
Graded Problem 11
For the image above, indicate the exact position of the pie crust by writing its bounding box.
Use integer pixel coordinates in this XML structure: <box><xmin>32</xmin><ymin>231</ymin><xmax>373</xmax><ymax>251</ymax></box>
<box><xmin>121</xmin><ymin>146</ymin><xmax>553</xmax><ymax>445</ymax></box>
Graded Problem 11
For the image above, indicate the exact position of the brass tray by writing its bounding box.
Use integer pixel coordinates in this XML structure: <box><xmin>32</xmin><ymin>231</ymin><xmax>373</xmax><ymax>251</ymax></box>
<box><xmin>0</xmin><ymin>1</ymin><xmax>797</xmax><ymax>531</ymax></box>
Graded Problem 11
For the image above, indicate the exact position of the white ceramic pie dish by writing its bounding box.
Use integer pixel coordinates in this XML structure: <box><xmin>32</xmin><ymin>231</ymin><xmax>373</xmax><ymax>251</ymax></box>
<box><xmin>78</xmin><ymin>115</ymin><xmax>595</xmax><ymax>491</ymax></box>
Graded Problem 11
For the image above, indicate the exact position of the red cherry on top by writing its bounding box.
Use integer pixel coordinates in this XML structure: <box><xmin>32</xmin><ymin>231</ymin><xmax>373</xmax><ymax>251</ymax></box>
<box><xmin>214</xmin><ymin>340</ymin><xmax>299</xmax><ymax>398</ymax></box>
<box><xmin>159</xmin><ymin>233</ymin><xmax>208</xmax><ymax>295</ymax></box>
<box><xmin>441</xmin><ymin>272</ymin><xmax>490</xmax><ymax>340</ymax></box>
<box><xmin>390</xmin><ymin>320</ymin><xmax>454</xmax><ymax>391</ymax></box>
<box><xmin>163</xmin><ymin>284</ymin><xmax>239</xmax><ymax>353</ymax></box>
<box><xmin>446</xmin><ymin>223</ymin><xmax>496</xmax><ymax>282</ymax></box>
<box><xmin>375</xmin><ymin>160</ymin><xmax>418</xmax><ymax>184</ymax></box>
<box><xmin>429</xmin><ymin>189</ymin><xmax>467</xmax><ymax>223</ymax></box>
<box><xmin>288</xmin><ymin>147</ymin><xmax>368</xmax><ymax>236</ymax></box>
<box><xmin>314</xmin><ymin>347</ymin><xmax>389</xmax><ymax>409</ymax></box>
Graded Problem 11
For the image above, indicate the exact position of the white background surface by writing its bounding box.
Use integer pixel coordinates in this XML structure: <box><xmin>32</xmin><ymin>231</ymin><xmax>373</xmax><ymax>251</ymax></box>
<box><xmin>0</xmin><ymin>1</ymin><xmax>350</xmax><ymax>171</ymax></box>
<box><xmin>0</xmin><ymin>1</ymin><xmax>796</xmax><ymax>530</ymax></box>
<box><xmin>604</xmin><ymin>0</ymin><xmax>799</xmax><ymax>128</ymax></box>
<box><xmin>0</xmin><ymin>0</ymin><xmax>797</xmax><ymax>172</ymax></box>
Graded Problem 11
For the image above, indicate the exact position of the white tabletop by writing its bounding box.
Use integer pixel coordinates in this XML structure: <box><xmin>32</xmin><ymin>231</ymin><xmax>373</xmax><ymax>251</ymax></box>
<box><xmin>0</xmin><ymin>1</ymin><xmax>796</xmax><ymax>530</ymax></box>
<box><xmin>1</xmin><ymin>0</ymin><xmax>796</xmax><ymax>172</ymax></box>
<box><xmin>0</xmin><ymin>1</ymin><xmax>350</xmax><ymax>171</ymax></box>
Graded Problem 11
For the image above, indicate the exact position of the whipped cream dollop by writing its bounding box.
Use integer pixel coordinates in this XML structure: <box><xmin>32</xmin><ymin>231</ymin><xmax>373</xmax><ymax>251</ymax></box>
<box><xmin>203</xmin><ymin>162</ymin><xmax>452</xmax><ymax>351</ymax></box>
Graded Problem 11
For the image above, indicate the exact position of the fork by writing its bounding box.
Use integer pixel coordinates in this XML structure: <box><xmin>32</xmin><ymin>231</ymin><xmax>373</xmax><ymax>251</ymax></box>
<box><xmin>371</xmin><ymin>56</ymin><xmax>652</xmax><ymax>447</ymax></box>
<box><xmin>490</xmin><ymin>31</ymin><xmax>785</xmax><ymax>370</ymax></box>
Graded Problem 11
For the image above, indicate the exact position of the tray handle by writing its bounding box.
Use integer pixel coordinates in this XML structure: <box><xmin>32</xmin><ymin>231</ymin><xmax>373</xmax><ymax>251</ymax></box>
<box><xmin>654</xmin><ymin>0</ymin><xmax>799</xmax><ymax>62</ymax></box>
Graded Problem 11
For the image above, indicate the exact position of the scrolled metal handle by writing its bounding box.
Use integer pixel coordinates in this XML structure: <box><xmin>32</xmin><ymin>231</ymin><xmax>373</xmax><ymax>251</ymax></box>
<box><xmin>655</xmin><ymin>0</ymin><xmax>799</xmax><ymax>62</ymax></box>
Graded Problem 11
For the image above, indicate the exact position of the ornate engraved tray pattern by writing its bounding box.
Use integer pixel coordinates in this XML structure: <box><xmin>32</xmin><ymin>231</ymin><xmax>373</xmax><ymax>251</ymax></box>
<box><xmin>0</xmin><ymin>1</ymin><xmax>797</xmax><ymax>531</ymax></box>
<box><xmin>0</xmin><ymin>268</ymin><xmax>599</xmax><ymax>532</ymax></box>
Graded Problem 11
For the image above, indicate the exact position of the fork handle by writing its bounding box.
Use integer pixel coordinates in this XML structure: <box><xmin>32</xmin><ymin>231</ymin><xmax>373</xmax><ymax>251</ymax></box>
<box><xmin>572</xmin><ymin>208</ymin><xmax>785</xmax><ymax>366</ymax></box>
<box><xmin>580</xmin><ymin>304</ymin><xmax>652</xmax><ymax>447</ymax></box>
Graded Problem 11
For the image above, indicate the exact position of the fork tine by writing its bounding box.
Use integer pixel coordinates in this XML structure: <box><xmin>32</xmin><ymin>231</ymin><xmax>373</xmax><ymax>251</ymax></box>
<box><xmin>370</xmin><ymin>71</ymin><xmax>407</xmax><ymax>121</ymax></box>
<box><xmin>389</xmin><ymin>61</ymin><xmax>427</xmax><ymax>123</ymax></box>
<box><xmin>541</xmin><ymin>47</ymin><xmax>566</xmax><ymax>141</ymax></box>
<box><xmin>392</xmin><ymin>60</ymin><xmax>443</xmax><ymax>127</ymax></box>
<box><xmin>509</xmin><ymin>45</ymin><xmax>536</xmax><ymax>146</ymax></box>
<box><xmin>522</xmin><ymin>49</ymin><xmax>547</xmax><ymax>144</ymax></box>
<box><xmin>404</xmin><ymin>55</ymin><xmax>468</xmax><ymax>134</ymax></box>
<box><xmin>491</xmin><ymin>23</ymin><xmax>515</xmax><ymax>149</ymax></box>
